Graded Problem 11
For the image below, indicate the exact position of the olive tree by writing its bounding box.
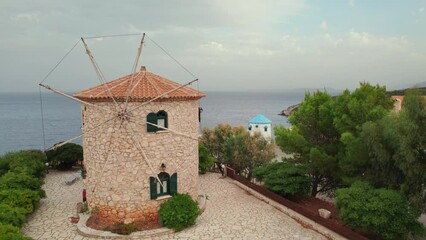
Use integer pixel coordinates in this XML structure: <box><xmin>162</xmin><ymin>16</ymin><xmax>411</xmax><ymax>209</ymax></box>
<box><xmin>223</xmin><ymin>131</ymin><xmax>275</xmax><ymax>180</ymax></box>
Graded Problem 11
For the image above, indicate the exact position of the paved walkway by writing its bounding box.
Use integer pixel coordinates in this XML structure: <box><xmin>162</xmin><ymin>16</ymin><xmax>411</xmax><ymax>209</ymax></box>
<box><xmin>23</xmin><ymin>170</ymin><xmax>326</xmax><ymax>240</ymax></box>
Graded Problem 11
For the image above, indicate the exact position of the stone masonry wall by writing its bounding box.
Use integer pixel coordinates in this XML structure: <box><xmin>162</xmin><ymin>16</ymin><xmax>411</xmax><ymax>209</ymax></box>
<box><xmin>81</xmin><ymin>100</ymin><xmax>200</xmax><ymax>223</ymax></box>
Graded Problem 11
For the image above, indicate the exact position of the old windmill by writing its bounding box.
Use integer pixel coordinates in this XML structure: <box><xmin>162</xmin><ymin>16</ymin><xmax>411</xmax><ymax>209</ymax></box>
<box><xmin>40</xmin><ymin>33</ymin><xmax>205</xmax><ymax>224</ymax></box>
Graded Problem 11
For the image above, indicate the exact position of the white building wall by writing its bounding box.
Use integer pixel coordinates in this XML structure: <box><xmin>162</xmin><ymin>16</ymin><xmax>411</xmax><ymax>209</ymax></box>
<box><xmin>248</xmin><ymin>123</ymin><xmax>272</xmax><ymax>142</ymax></box>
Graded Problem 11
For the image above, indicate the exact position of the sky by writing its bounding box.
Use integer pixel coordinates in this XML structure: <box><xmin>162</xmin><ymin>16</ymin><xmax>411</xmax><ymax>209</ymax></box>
<box><xmin>1</xmin><ymin>0</ymin><xmax>425</xmax><ymax>93</ymax></box>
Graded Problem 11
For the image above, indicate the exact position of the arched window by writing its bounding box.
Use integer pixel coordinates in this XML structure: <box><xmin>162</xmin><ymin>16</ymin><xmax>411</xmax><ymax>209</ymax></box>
<box><xmin>156</xmin><ymin>110</ymin><xmax>168</xmax><ymax>131</ymax></box>
<box><xmin>156</xmin><ymin>172</ymin><xmax>170</xmax><ymax>197</ymax></box>
<box><xmin>248</xmin><ymin>125</ymin><xmax>252</xmax><ymax>131</ymax></box>
<box><xmin>147</xmin><ymin>110</ymin><xmax>168</xmax><ymax>133</ymax></box>
<box><xmin>264</xmin><ymin>126</ymin><xmax>268</xmax><ymax>132</ymax></box>
<box><xmin>150</xmin><ymin>172</ymin><xmax>177</xmax><ymax>199</ymax></box>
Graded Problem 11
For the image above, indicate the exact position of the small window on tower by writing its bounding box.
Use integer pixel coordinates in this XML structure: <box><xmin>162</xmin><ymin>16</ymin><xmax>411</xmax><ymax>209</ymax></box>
<box><xmin>146</xmin><ymin>110</ymin><xmax>168</xmax><ymax>133</ymax></box>
<box><xmin>157</xmin><ymin>110</ymin><xmax>168</xmax><ymax>131</ymax></box>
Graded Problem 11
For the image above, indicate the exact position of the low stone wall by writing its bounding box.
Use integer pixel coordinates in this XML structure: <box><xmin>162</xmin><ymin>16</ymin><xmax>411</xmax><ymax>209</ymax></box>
<box><xmin>77</xmin><ymin>214</ymin><xmax>173</xmax><ymax>239</ymax></box>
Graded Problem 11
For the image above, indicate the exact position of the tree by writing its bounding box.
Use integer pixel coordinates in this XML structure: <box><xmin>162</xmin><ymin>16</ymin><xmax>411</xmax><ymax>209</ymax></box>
<box><xmin>276</xmin><ymin>83</ymin><xmax>395</xmax><ymax>195</ymax></box>
<box><xmin>395</xmin><ymin>89</ymin><xmax>426</xmax><ymax>210</ymax></box>
<box><xmin>253</xmin><ymin>162</ymin><xmax>310</xmax><ymax>196</ymax></box>
<box><xmin>46</xmin><ymin>143</ymin><xmax>83</xmax><ymax>170</ymax></box>
<box><xmin>336</xmin><ymin>181</ymin><xmax>424</xmax><ymax>240</ymax></box>
<box><xmin>359</xmin><ymin>118</ymin><xmax>404</xmax><ymax>189</ymax></box>
<box><xmin>361</xmin><ymin>89</ymin><xmax>426</xmax><ymax>210</ymax></box>
<box><xmin>332</xmin><ymin>82</ymin><xmax>394</xmax><ymax>135</ymax></box>
<box><xmin>223</xmin><ymin>131</ymin><xmax>275</xmax><ymax>180</ymax></box>
<box><xmin>275</xmin><ymin>91</ymin><xmax>340</xmax><ymax>196</ymax></box>
<box><xmin>198</xmin><ymin>143</ymin><xmax>214</xmax><ymax>174</ymax></box>
<box><xmin>333</xmin><ymin>83</ymin><xmax>394</xmax><ymax>183</ymax></box>
<box><xmin>200</xmin><ymin>124</ymin><xmax>246</xmax><ymax>163</ymax></box>
<box><xmin>0</xmin><ymin>150</ymin><xmax>46</xmax><ymax>178</ymax></box>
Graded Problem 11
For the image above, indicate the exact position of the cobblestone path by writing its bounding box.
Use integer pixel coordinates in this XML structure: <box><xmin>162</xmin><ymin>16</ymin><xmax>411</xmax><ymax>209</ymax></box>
<box><xmin>23</xmin><ymin>170</ymin><xmax>326</xmax><ymax>240</ymax></box>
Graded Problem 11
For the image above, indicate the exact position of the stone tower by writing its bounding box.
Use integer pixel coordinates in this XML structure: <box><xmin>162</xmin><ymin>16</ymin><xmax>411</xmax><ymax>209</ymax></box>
<box><xmin>74</xmin><ymin>66</ymin><xmax>205</xmax><ymax>223</ymax></box>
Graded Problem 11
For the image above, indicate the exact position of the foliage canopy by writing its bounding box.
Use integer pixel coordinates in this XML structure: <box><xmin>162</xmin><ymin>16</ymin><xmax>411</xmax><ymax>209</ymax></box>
<box><xmin>46</xmin><ymin>143</ymin><xmax>83</xmax><ymax>170</ymax></box>
<box><xmin>337</xmin><ymin>181</ymin><xmax>424</xmax><ymax>240</ymax></box>
<box><xmin>198</xmin><ymin>143</ymin><xmax>214</xmax><ymax>174</ymax></box>
<box><xmin>253</xmin><ymin>162</ymin><xmax>310</xmax><ymax>196</ymax></box>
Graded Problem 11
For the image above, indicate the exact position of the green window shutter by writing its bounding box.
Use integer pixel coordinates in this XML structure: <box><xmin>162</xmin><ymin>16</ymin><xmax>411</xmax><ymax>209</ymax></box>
<box><xmin>149</xmin><ymin>176</ymin><xmax>157</xmax><ymax>199</ymax></box>
<box><xmin>170</xmin><ymin>173</ymin><xmax>177</xmax><ymax>195</ymax></box>
<box><xmin>147</xmin><ymin>113</ymin><xmax>157</xmax><ymax>132</ymax></box>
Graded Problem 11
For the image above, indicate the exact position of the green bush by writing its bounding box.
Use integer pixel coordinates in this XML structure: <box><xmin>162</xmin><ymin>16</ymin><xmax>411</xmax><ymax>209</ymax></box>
<box><xmin>158</xmin><ymin>194</ymin><xmax>200</xmax><ymax>231</ymax></box>
<box><xmin>252</xmin><ymin>162</ymin><xmax>278</xmax><ymax>182</ymax></box>
<box><xmin>46</xmin><ymin>143</ymin><xmax>82</xmax><ymax>170</ymax></box>
<box><xmin>0</xmin><ymin>158</ymin><xmax>10</xmax><ymax>176</ymax></box>
<box><xmin>0</xmin><ymin>204</ymin><xmax>27</xmax><ymax>228</ymax></box>
<box><xmin>0</xmin><ymin>172</ymin><xmax>45</xmax><ymax>198</ymax></box>
<box><xmin>198</xmin><ymin>143</ymin><xmax>214</xmax><ymax>174</ymax></box>
<box><xmin>0</xmin><ymin>189</ymin><xmax>41</xmax><ymax>214</ymax></box>
<box><xmin>111</xmin><ymin>222</ymin><xmax>137</xmax><ymax>235</ymax></box>
<box><xmin>0</xmin><ymin>150</ymin><xmax>46</xmax><ymax>178</ymax></box>
<box><xmin>0</xmin><ymin>224</ymin><xmax>31</xmax><ymax>240</ymax></box>
<box><xmin>336</xmin><ymin>181</ymin><xmax>425</xmax><ymax>240</ymax></box>
<box><xmin>253</xmin><ymin>162</ymin><xmax>310</xmax><ymax>196</ymax></box>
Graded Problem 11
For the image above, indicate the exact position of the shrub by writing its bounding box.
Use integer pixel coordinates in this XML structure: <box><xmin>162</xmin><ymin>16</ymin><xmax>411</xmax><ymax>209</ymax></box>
<box><xmin>111</xmin><ymin>222</ymin><xmax>137</xmax><ymax>235</ymax></box>
<box><xmin>0</xmin><ymin>204</ymin><xmax>27</xmax><ymax>228</ymax></box>
<box><xmin>0</xmin><ymin>150</ymin><xmax>46</xmax><ymax>178</ymax></box>
<box><xmin>0</xmin><ymin>189</ymin><xmax>41</xmax><ymax>214</ymax></box>
<box><xmin>0</xmin><ymin>158</ymin><xmax>10</xmax><ymax>176</ymax></box>
<box><xmin>0</xmin><ymin>223</ymin><xmax>31</xmax><ymax>240</ymax></box>
<box><xmin>252</xmin><ymin>162</ymin><xmax>278</xmax><ymax>182</ymax></box>
<box><xmin>158</xmin><ymin>194</ymin><xmax>200</xmax><ymax>231</ymax></box>
<box><xmin>253</xmin><ymin>162</ymin><xmax>310</xmax><ymax>196</ymax></box>
<box><xmin>198</xmin><ymin>143</ymin><xmax>214</xmax><ymax>174</ymax></box>
<box><xmin>0</xmin><ymin>172</ymin><xmax>45</xmax><ymax>198</ymax></box>
<box><xmin>46</xmin><ymin>143</ymin><xmax>83</xmax><ymax>170</ymax></box>
<box><xmin>336</xmin><ymin>181</ymin><xmax>425</xmax><ymax>240</ymax></box>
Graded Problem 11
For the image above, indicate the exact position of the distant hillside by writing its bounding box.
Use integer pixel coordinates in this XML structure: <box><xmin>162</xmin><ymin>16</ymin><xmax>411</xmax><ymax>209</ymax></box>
<box><xmin>413</xmin><ymin>81</ymin><xmax>426</xmax><ymax>88</ymax></box>
<box><xmin>387</xmin><ymin>87</ymin><xmax>426</xmax><ymax>96</ymax></box>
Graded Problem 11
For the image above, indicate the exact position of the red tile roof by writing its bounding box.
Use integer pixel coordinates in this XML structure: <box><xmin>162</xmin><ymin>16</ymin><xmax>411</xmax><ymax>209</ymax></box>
<box><xmin>74</xmin><ymin>66</ymin><xmax>205</xmax><ymax>102</ymax></box>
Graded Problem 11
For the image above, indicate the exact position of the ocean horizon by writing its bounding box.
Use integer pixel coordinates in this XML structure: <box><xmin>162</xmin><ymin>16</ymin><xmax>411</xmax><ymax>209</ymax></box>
<box><xmin>0</xmin><ymin>91</ymin><xmax>304</xmax><ymax>154</ymax></box>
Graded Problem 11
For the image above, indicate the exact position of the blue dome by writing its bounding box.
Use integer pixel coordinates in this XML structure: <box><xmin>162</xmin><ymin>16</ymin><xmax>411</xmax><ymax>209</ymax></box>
<box><xmin>249</xmin><ymin>114</ymin><xmax>271</xmax><ymax>124</ymax></box>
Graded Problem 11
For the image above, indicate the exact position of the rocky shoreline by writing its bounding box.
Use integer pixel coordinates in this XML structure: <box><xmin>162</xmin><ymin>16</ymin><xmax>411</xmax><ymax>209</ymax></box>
<box><xmin>279</xmin><ymin>104</ymin><xmax>300</xmax><ymax>117</ymax></box>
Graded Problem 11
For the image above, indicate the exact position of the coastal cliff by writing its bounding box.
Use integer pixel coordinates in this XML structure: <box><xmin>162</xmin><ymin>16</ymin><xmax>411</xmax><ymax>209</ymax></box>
<box><xmin>279</xmin><ymin>104</ymin><xmax>300</xmax><ymax>117</ymax></box>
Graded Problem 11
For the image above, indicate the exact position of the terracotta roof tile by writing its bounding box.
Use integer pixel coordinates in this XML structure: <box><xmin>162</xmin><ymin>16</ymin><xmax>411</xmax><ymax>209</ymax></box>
<box><xmin>74</xmin><ymin>66</ymin><xmax>205</xmax><ymax>102</ymax></box>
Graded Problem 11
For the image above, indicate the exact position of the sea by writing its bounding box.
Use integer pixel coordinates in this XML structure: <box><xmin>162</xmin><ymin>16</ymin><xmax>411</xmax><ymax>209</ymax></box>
<box><xmin>0</xmin><ymin>91</ymin><xmax>304</xmax><ymax>155</ymax></box>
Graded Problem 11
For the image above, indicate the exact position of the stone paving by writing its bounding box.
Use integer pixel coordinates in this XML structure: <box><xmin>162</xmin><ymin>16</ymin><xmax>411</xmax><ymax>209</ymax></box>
<box><xmin>23</xmin><ymin>170</ymin><xmax>327</xmax><ymax>240</ymax></box>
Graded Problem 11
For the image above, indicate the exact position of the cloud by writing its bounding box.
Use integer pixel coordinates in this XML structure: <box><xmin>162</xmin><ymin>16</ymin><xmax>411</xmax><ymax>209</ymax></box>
<box><xmin>319</xmin><ymin>30</ymin><xmax>411</xmax><ymax>53</ymax></box>
<box><xmin>11</xmin><ymin>12</ymin><xmax>40</xmax><ymax>23</ymax></box>
<box><xmin>348</xmin><ymin>0</ymin><xmax>355</xmax><ymax>7</ymax></box>
<box><xmin>347</xmin><ymin>30</ymin><xmax>410</xmax><ymax>51</ymax></box>
<box><xmin>420</xmin><ymin>7</ymin><xmax>425</xmax><ymax>13</ymax></box>
<box><xmin>320</xmin><ymin>21</ymin><xmax>328</xmax><ymax>30</ymax></box>
<box><xmin>281</xmin><ymin>35</ymin><xmax>304</xmax><ymax>54</ymax></box>
<box><xmin>200</xmin><ymin>41</ymin><xmax>226</xmax><ymax>54</ymax></box>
